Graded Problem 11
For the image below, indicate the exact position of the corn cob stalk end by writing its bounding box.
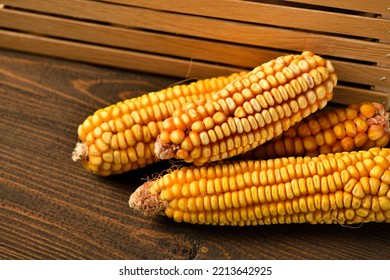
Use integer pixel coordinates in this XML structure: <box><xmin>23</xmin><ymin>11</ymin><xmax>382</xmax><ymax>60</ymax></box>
<box><xmin>154</xmin><ymin>135</ymin><xmax>179</xmax><ymax>160</ymax></box>
<box><xmin>72</xmin><ymin>141</ymin><xmax>88</xmax><ymax>162</ymax></box>
<box><xmin>129</xmin><ymin>181</ymin><xmax>167</xmax><ymax>217</ymax></box>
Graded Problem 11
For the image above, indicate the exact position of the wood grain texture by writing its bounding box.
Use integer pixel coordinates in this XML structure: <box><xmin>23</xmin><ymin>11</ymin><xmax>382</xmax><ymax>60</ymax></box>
<box><xmin>0</xmin><ymin>30</ymin><xmax>242</xmax><ymax>80</ymax></box>
<box><xmin>283</xmin><ymin>0</ymin><xmax>390</xmax><ymax>15</ymax></box>
<box><xmin>1</xmin><ymin>9</ymin><xmax>389</xmax><ymax>88</ymax></box>
<box><xmin>1</xmin><ymin>49</ymin><xmax>389</xmax><ymax>260</ymax></box>
<box><xmin>3</xmin><ymin>0</ymin><xmax>390</xmax><ymax>62</ymax></box>
<box><xmin>1</xmin><ymin>7</ymin><xmax>389</xmax><ymax>64</ymax></box>
<box><xmin>84</xmin><ymin>0</ymin><xmax>389</xmax><ymax>40</ymax></box>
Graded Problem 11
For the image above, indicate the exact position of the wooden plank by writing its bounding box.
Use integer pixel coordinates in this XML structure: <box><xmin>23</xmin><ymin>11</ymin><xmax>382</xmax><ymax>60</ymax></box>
<box><xmin>1</xmin><ymin>9</ymin><xmax>389</xmax><ymax>89</ymax></box>
<box><xmin>283</xmin><ymin>0</ymin><xmax>390</xmax><ymax>16</ymax></box>
<box><xmin>375</xmin><ymin>13</ymin><xmax>390</xmax><ymax>94</ymax></box>
<box><xmin>0</xmin><ymin>30</ymin><xmax>243</xmax><ymax>79</ymax></box>
<box><xmin>332</xmin><ymin>85</ymin><xmax>389</xmax><ymax>108</ymax></box>
<box><xmin>92</xmin><ymin>0</ymin><xmax>390</xmax><ymax>40</ymax></box>
<box><xmin>2</xmin><ymin>0</ymin><xmax>390</xmax><ymax>41</ymax></box>
<box><xmin>1</xmin><ymin>2</ymin><xmax>390</xmax><ymax>64</ymax></box>
<box><xmin>331</xmin><ymin>61</ymin><xmax>390</xmax><ymax>89</ymax></box>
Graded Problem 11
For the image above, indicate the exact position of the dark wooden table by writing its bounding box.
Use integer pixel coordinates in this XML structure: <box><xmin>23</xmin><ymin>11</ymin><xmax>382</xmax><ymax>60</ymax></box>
<box><xmin>1</xmin><ymin>49</ymin><xmax>389</xmax><ymax>260</ymax></box>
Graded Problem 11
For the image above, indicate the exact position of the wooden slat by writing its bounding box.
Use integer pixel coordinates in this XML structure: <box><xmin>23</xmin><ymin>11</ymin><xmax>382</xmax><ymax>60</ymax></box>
<box><xmin>376</xmin><ymin>13</ymin><xmax>390</xmax><ymax>93</ymax></box>
<box><xmin>90</xmin><ymin>0</ymin><xmax>390</xmax><ymax>40</ymax></box>
<box><xmin>331</xmin><ymin>61</ymin><xmax>390</xmax><ymax>89</ymax></box>
<box><xmin>0</xmin><ymin>30</ymin><xmax>243</xmax><ymax>79</ymax></box>
<box><xmin>1</xmin><ymin>9</ymin><xmax>388</xmax><ymax>89</ymax></box>
<box><xmin>2</xmin><ymin>0</ymin><xmax>390</xmax><ymax>40</ymax></box>
<box><xmin>283</xmin><ymin>0</ymin><xmax>390</xmax><ymax>15</ymax></box>
<box><xmin>2</xmin><ymin>1</ymin><xmax>390</xmax><ymax>64</ymax></box>
<box><xmin>332</xmin><ymin>85</ymin><xmax>389</xmax><ymax>108</ymax></box>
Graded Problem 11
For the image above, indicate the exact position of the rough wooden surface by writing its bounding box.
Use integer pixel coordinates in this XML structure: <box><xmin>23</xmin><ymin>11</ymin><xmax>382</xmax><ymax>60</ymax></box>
<box><xmin>1</xmin><ymin>49</ymin><xmax>389</xmax><ymax>260</ymax></box>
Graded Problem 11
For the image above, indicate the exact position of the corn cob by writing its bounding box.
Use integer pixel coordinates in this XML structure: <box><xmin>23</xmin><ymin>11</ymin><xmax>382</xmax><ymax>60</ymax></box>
<box><xmin>155</xmin><ymin>51</ymin><xmax>337</xmax><ymax>166</ymax></box>
<box><xmin>129</xmin><ymin>147</ymin><xmax>390</xmax><ymax>226</ymax></box>
<box><xmin>240</xmin><ymin>102</ymin><xmax>390</xmax><ymax>160</ymax></box>
<box><xmin>72</xmin><ymin>72</ymin><xmax>246</xmax><ymax>176</ymax></box>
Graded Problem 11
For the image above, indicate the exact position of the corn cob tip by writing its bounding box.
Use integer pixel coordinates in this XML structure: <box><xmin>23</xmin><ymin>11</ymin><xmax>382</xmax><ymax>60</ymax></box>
<box><xmin>72</xmin><ymin>141</ymin><xmax>88</xmax><ymax>162</ymax></box>
<box><xmin>369</xmin><ymin>102</ymin><xmax>389</xmax><ymax>130</ymax></box>
<box><xmin>154</xmin><ymin>135</ymin><xmax>179</xmax><ymax>160</ymax></box>
<box><xmin>129</xmin><ymin>181</ymin><xmax>167</xmax><ymax>216</ymax></box>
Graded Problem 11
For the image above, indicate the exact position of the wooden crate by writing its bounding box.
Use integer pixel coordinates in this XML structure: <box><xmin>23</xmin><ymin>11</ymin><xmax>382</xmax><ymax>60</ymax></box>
<box><xmin>0</xmin><ymin>0</ymin><xmax>389</xmax><ymax>107</ymax></box>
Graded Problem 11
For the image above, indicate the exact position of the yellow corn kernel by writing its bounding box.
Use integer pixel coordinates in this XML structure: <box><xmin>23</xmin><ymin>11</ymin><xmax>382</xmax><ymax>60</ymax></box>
<box><xmin>345</xmin><ymin>120</ymin><xmax>357</xmax><ymax>138</ymax></box>
<box><xmin>360</xmin><ymin>103</ymin><xmax>376</xmax><ymax>118</ymax></box>
<box><xmin>368</xmin><ymin>124</ymin><xmax>385</xmax><ymax>141</ymax></box>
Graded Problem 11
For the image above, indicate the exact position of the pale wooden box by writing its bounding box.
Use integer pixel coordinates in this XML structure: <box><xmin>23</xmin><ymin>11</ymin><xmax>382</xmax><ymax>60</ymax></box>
<box><xmin>0</xmin><ymin>0</ymin><xmax>389</xmax><ymax>107</ymax></box>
